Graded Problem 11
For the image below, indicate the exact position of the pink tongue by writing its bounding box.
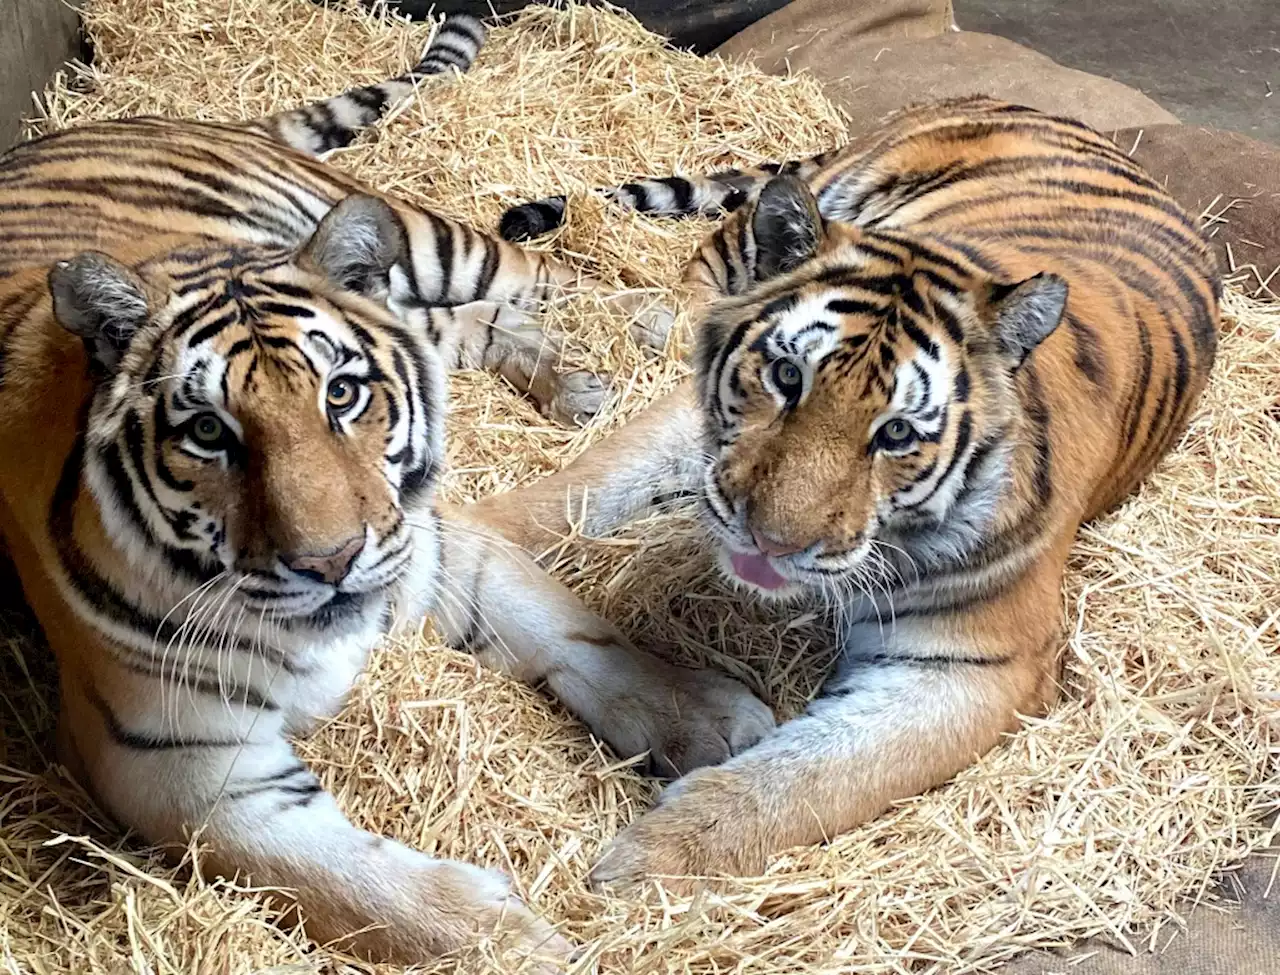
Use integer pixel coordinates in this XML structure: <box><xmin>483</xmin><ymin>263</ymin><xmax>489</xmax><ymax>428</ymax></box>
<box><xmin>730</xmin><ymin>551</ymin><xmax>789</xmax><ymax>590</ymax></box>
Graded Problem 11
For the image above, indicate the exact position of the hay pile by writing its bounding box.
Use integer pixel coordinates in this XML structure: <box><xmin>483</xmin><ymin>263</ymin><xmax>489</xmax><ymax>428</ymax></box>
<box><xmin>3</xmin><ymin>2</ymin><xmax>1278</xmax><ymax>972</ymax></box>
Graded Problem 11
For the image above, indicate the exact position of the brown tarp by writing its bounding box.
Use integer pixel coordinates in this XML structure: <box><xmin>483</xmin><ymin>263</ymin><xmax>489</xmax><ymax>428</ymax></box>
<box><xmin>1113</xmin><ymin>124</ymin><xmax>1280</xmax><ymax>295</ymax></box>
<box><xmin>713</xmin><ymin>0</ymin><xmax>1177</xmax><ymax>133</ymax></box>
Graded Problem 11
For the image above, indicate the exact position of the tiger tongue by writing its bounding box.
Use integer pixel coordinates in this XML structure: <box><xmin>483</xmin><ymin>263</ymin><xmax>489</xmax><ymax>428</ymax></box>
<box><xmin>730</xmin><ymin>551</ymin><xmax>789</xmax><ymax>591</ymax></box>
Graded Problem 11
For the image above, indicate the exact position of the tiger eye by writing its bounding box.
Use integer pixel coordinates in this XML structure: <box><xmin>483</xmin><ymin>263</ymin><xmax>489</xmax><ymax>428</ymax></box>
<box><xmin>771</xmin><ymin>357</ymin><xmax>804</xmax><ymax>395</ymax></box>
<box><xmin>191</xmin><ymin>413</ymin><xmax>225</xmax><ymax>446</ymax></box>
<box><xmin>327</xmin><ymin>377</ymin><xmax>357</xmax><ymax>411</ymax></box>
<box><xmin>877</xmin><ymin>418</ymin><xmax>918</xmax><ymax>449</ymax></box>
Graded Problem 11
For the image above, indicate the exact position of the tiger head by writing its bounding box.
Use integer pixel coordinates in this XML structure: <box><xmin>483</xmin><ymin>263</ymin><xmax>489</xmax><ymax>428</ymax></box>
<box><xmin>50</xmin><ymin>196</ymin><xmax>441</xmax><ymax>632</ymax></box>
<box><xmin>694</xmin><ymin>177</ymin><xmax>1068</xmax><ymax>599</ymax></box>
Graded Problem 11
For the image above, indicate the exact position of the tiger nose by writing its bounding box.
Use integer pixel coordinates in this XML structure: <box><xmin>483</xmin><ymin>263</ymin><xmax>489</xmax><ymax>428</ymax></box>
<box><xmin>750</xmin><ymin>526</ymin><xmax>807</xmax><ymax>558</ymax></box>
<box><xmin>283</xmin><ymin>535</ymin><xmax>365</xmax><ymax>585</ymax></box>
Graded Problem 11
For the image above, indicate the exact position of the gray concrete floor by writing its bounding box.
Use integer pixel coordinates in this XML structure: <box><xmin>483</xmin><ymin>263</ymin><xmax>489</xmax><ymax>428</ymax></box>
<box><xmin>956</xmin><ymin>0</ymin><xmax>1279</xmax><ymax>144</ymax></box>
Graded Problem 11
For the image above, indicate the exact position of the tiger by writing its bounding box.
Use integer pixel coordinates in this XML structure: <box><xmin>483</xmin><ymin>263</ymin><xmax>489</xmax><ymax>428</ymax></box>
<box><xmin>0</xmin><ymin>13</ymin><xmax>776</xmax><ymax>964</ymax></box>
<box><xmin>473</xmin><ymin>96</ymin><xmax>1221</xmax><ymax>887</ymax></box>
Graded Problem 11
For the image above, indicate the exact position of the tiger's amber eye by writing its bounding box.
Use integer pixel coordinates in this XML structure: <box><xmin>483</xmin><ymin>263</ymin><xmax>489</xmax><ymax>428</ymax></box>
<box><xmin>327</xmin><ymin>378</ymin><xmax>357</xmax><ymax>412</ymax></box>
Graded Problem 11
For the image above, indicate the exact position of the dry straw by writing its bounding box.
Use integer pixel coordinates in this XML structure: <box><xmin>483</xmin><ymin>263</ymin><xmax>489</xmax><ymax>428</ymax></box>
<box><xmin>2</xmin><ymin>1</ymin><xmax>1277</xmax><ymax>973</ymax></box>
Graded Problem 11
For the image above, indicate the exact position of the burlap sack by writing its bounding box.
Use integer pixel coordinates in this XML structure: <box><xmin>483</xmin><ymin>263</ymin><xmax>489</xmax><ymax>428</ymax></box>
<box><xmin>713</xmin><ymin>0</ymin><xmax>1177</xmax><ymax>137</ymax></box>
<box><xmin>1112</xmin><ymin>124</ymin><xmax>1280</xmax><ymax>296</ymax></box>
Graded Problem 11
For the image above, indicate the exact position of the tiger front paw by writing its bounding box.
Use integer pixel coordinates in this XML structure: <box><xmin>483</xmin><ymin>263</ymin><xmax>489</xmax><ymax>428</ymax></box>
<box><xmin>589</xmin><ymin>766</ymin><xmax>769</xmax><ymax>891</ymax></box>
<box><xmin>588</xmin><ymin>656</ymin><xmax>776</xmax><ymax>779</ymax></box>
<box><xmin>409</xmin><ymin>860</ymin><xmax>572</xmax><ymax>968</ymax></box>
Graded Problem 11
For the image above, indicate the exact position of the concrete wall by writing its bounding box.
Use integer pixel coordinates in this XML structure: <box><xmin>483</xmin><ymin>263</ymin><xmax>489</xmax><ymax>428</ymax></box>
<box><xmin>1</xmin><ymin>0</ymin><xmax>85</xmax><ymax>150</ymax></box>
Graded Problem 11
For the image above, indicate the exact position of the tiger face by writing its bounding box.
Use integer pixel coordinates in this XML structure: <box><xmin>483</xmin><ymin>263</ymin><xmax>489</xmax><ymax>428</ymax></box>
<box><xmin>51</xmin><ymin>197</ymin><xmax>442</xmax><ymax>632</ymax></box>
<box><xmin>694</xmin><ymin>177</ymin><xmax>1067</xmax><ymax>598</ymax></box>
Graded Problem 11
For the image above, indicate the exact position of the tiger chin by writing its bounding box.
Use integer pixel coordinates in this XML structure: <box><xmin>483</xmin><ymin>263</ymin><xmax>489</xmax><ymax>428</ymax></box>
<box><xmin>0</xmin><ymin>14</ymin><xmax>776</xmax><ymax>965</ymax></box>
<box><xmin>478</xmin><ymin>96</ymin><xmax>1220</xmax><ymax>889</ymax></box>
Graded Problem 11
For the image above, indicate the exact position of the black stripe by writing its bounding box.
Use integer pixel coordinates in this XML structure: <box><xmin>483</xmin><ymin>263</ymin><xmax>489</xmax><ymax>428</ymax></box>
<box><xmin>927</xmin><ymin>410</ymin><xmax>972</xmax><ymax>499</ymax></box>
<box><xmin>711</xmin><ymin>231</ymin><xmax>737</xmax><ymax>293</ymax></box>
<box><xmin>254</xmin><ymin>301</ymin><xmax>315</xmax><ymax>320</ymax></box>
<box><xmin>661</xmin><ymin>176</ymin><xmax>694</xmax><ymax>213</ymax></box>
<box><xmin>87</xmin><ymin>683</ymin><xmax>243</xmax><ymax>750</ymax></box>
<box><xmin>826</xmin><ymin>297</ymin><xmax>882</xmax><ymax>317</ymax></box>
<box><xmin>825</xmin><ymin>651</ymin><xmax>1015</xmax><ymax>690</ymax></box>
<box><xmin>1064</xmin><ymin>313</ymin><xmax>1106</xmax><ymax>386</ymax></box>
<box><xmin>277</xmin><ymin>781</ymin><xmax>325</xmax><ymax>809</ymax></box>
<box><xmin>432</xmin><ymin>216</ymin><xmax>454</xmax><ymax>301</ymax></box>
<box><xmin>1022</xmin><ymin>365</ymin><xmax>1054</xmax><ymax>505</ymax></box>
<box><xmin>1119</xmin><ymin>314</ymin><xmax>1155</xmax><ymax>468</ymax></box>
<box><xmin>475</xmin><ymin>235</ymin><xmax>499</xmax><ymax>298</ymax></box>
<box><xmin>347</xmin><ymin>85</ymin><xmax>389</xmax><ymax>115</ymax></box>
<box><xmin>267</xmin><ymin>281</ymin><xmax>316</xmax><ymax>300</ymax></box>
<box><xmin>421</xmin><ymin>39</ymin><xmax>473</xmax><ymax>68</ymax></box>
<box><xmin>186</xmin><ymin>309</ymin><xmax>240</xmax><ymax>348</ymax></box>
<box><xmin>900</xmin><ymin>315</ymin><xmax>940</xmax><ymax>360</ymax></box>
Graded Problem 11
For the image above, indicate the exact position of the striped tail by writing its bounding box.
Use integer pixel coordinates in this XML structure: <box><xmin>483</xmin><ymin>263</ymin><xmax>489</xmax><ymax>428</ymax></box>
<box><xmin>251</xmin><ymin>13</ymin><xmax>487</xmax><ymax>156</ymax></box>
<box><xmin>497</xmin><ymin>158</ymin><xmax>831</xmax><ymax>242</ymax></box>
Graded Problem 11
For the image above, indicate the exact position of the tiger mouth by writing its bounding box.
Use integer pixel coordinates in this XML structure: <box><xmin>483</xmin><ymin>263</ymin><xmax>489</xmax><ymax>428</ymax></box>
<box><xmin>728</xmin><ymin>549</ymin><xmax>791</xmax><ymax>591</ymax></box>
<box><xmin>718</xmin><ymin>546</ymin><xmax>804</xmax><ymax>598</ymax></box>
<box><xmin>236</xmin><ymin>544</ymin><xmax>413</xmax><ymax>619</ymax></box>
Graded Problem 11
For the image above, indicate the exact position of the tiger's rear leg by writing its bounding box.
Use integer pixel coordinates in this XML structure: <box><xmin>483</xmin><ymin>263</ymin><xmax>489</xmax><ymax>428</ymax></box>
<box><xmin>428</xmin><ymin>301</ymin><xmax>607</xmax><ymax>425</ymax></box>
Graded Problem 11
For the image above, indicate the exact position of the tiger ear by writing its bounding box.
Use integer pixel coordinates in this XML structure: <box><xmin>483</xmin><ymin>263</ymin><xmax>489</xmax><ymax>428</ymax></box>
<box><xmin>987</xmin><ymin>272</ymin><xmax>1068</xmax><ymax>369</ymax></box>
<box><xmin>750</xmin><ymin>175</ymin><xmax>826</xmax><ymax>281</ymax></box>
<box><xmin>300</xmin><ymin>194</ymin><xmax>407</xmax><ymax>294</ymax></box>
<box><xmin>49</xmin><ymin>252</ymin><xmax>159</xmax><ymax>373</ymax></box>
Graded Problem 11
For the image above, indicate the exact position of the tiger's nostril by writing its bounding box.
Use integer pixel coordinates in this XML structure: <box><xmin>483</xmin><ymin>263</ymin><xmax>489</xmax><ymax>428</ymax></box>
<box><xmin>283</xmin><ymin>535</ymin><xmax>365</xmax><ymax>585</ymax></box>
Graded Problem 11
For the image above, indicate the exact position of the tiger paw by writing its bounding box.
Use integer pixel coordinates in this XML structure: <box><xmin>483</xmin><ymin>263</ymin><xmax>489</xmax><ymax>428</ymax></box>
<box><xmin>602</xmin><ymin>291</ymin><xmax>677</xmax><ymax>352</ymax></box>
<box><xmin>589</xmin><ymin>767</ymin><xmax>768</xmax><ymax>891</ymax></box>
<box><xmin>586</xmin><ymin>656</ymin><xmax>775</xmax><ymax>779</ymax></box>
<box><xmin>302</xmin><ymin>855</ymin><xmax>571</xmax><ymax>968</ymax></box>
<box><xmin>547</xmin><ymin>368</ymin><xmax>608</xmax><ymax>426</ymax></box>
<box><xmin>417</xmin><ymin>860</ymin><xmax>572</xmax><ymax>968</ymax></box>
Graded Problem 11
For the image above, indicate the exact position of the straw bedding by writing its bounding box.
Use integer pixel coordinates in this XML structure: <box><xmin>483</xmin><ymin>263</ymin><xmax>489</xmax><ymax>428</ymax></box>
<box><xmin>2</xmin><ymin>2</ymin><xmax>1277</xmax><ymax>972</ymax></box>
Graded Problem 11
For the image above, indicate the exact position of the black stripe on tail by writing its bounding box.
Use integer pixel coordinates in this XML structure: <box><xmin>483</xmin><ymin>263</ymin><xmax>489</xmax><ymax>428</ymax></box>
<box><xmin>498</xmin><ymin>170</ymin><xmax>765</xmax><ymax>242</ymax></box>
<box><xmin>258</xmin><ymin>14</ymin><xmax>487</xmax><ymax>156</ymax></box>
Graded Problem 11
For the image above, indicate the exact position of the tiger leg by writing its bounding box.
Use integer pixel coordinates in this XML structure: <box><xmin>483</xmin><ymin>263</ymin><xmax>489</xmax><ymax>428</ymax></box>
<box><xmin>58</xmin><ymin>673</ymin><xmax>567</xmax><ymax>964</ymax></box>
<box><xmin>464</xmin><ymin>379</ymin><xmax>702</xmax><ymax>547</ymax></box>
<box><xmin>387</xmin><ymin>209</ymin><xmax>676</xmax><ymax>356</ymax></box>
<box><xmin>429</xmin><ymin>503</ymin><xmax>775</xmax><ymax>777</ymax></box>
<box><xmin>588</xmin><ymin>565</ymin><xmax>1064</xmax><ymax>887</ymax></box>
<box><xmin>425</xmin><ymin>301</ymin><xmax>606</xmax><ymax>425</ymax></box>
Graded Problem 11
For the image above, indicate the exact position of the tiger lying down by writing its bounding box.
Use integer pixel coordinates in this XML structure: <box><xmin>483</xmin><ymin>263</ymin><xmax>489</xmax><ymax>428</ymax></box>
<box><xmin>487</xmin><ymin>96</ymin><xmax>1220</xmax><ymax>887</ymax></box>
<box><xmin>0</xmin><ymin>15</ymin><xmax>777</xmax><ymax>964</ymax></box>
